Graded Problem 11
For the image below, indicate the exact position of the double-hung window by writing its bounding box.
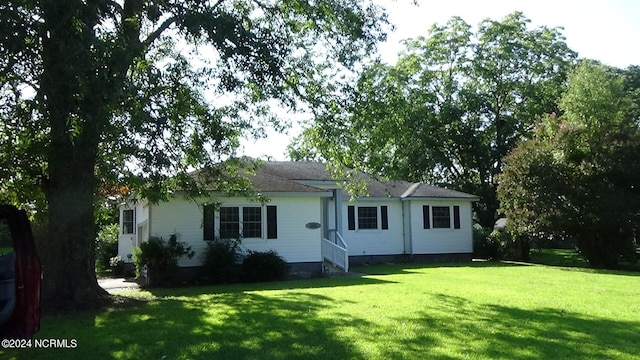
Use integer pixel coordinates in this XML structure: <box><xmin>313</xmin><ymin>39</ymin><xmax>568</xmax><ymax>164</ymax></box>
<box><xmin>242</xmin><ymin>207</ymin><xmax>262</xmax><ymax>238</ymax></box>
<box><xmin>432</xmin><ymin>206</ymin><xmax>451</xmax><ymax>228</ymax></box>
<box><xmin>203</xmin><ymin>205</ymin><xmax>277</xmax><ymax>240</ymax></box>
<box><xmin>122</xmin><ymin>209</ymin><xmax>135</xmax><ymax>234</ymax></box>
<box><xmin>219</xmin><ymin>207</ymin><xmax>241</xmax><ymax>239</ymax></box>
<box><xmin>357</xmin><ymin>206</ymin><xmax>378</xmax><ymax>229</ymax></box>
<box><xmin>347</xmin><ymin>205</ymin><xmax>389</xmax><ymax>230</ymax></box>
<box><xmin>422</xmin><ymin>205</ymin><xmax>461</xmax><ymax>229</ymax></box>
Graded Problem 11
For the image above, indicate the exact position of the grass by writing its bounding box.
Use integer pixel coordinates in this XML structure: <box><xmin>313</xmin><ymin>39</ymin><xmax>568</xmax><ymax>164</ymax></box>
<box><xmin>529</xmin><ymin>248</ymin><xmax>589</xmax><ymax>268</ymax></box>
<box><xmin>3</xmin><ymin>256</ymin><xmax>640</xmax><ymax>359</ymax></box>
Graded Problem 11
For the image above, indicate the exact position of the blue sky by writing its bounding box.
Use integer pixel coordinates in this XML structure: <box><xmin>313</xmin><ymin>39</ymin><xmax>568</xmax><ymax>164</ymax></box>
<box><xmin>242</xmin><ymin>0</ymin><xmax>640</xmax><ymax>160</ymax></box>
<box><xmin>380</xmin><ymin>0</ymin><xmax>640</xmax><ymax>68</ymax></box>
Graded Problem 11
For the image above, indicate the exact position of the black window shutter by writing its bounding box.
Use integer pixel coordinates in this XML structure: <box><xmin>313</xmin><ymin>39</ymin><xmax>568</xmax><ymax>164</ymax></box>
<box><xmin>347</xmin><ymin>206</ymin><xmax>355</xmax><ymax>230</ymax></box>
<box><xmin>423</xmin><ymin>205</ymin><xmax>430</xmax><ymax>229</ymax></box>
<box><xmin>203</xmin><ymin>205</ymin><xmax>215</xmax><ymax>240</ymax></box>
<box><xmin>453</xmin><ymin>205</ymin><xmax>461</xmax><ymax>229</ymax></box>
<box><xmin>267</xmin><ymin>206</ymin><xmax>278</xmax><ymax>239</ymax></box>
<box><xmin>381</xmin><ymin>206</ymin><xmax>388</xmax><ymax>230</ymax></box>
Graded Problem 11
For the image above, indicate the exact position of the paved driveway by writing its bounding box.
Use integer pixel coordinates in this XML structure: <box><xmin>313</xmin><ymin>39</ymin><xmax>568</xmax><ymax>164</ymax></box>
<box><xmin>98</xmin><ymin>277</ymin><xmax>140</xmax><ymax>293</ymax></box>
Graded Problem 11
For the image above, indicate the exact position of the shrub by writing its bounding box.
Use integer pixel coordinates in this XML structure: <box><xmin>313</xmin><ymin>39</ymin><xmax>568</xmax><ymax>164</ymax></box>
<box><xmin>473</xmin><ymin>226</ymin><xmax>508</xmax><ymax>261</ymax></box>
<box><xmin>200</xmin><ymin>238</ymin><xmax>242</xmax><ymax>284</ymax></box>
<box><xmin>473</xmin><ymin>225</ymin><xmax>499</xmax><ymax>260</ymax></box>
<box><xmin>474</xmin><ymin>224</ymin><xmax>530</xmax><ymax>261</ymax></box>
<box><xmin>95</xmin><ymin>224</ymin><xmax>119</xmax><ymax>271</ymax></box>
<box><xmin>242</xmin><ymin>250</ymin><xmax>289</xmax><ymax>282</ymax></box>
<box><xmin>109</xmin><ymin>255</ymin><xmax>124</xmax><ymax>276</ymax></box>
<box><xmin>133</xmin><ymin>234</ymin><xmax>194</xmax><ymax>287</ymax></box>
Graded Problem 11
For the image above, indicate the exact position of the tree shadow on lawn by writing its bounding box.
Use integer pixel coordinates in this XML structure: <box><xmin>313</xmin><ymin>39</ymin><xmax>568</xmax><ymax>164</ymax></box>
<box><xmin>395</xmin><ymin>293</ymin><xmax>640</xmax><ymax>359</ymax></box>
<box><xmin>151</xmin><ymin>274</ymin><xmax>397</xmax><ymax>297</ymax></box>
<box><xmin>7</xmin><ymin>276</ymin><xmax>390</xmax><ymax>360</ymax></box>
<box><xmin>8</xmin><ymin>275</ymin><xmax>638</xmax><ymax>360</ymax></box>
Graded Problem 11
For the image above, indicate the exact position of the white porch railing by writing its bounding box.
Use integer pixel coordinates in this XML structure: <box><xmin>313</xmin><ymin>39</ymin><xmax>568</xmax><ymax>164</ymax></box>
<box><xmin>322</xmin><ymin>229</ymin><xmax>348</xmax><ymax>272</ymax></box>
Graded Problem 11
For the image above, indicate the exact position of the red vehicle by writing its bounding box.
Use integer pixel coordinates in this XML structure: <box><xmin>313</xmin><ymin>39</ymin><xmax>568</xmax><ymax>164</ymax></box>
<box><xmin>0</xmin><ymin>205</ymin><xmax>41</xmax><ymax>339</ymax></box>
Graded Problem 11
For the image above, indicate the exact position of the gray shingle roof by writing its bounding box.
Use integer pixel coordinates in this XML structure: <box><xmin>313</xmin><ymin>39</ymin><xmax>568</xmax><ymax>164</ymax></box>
<box><xmin>400</xmin><ymin>183</ymin><xmax>479</xmax><ymax>199</ymax></box>
<box><xmin>254</xmin><ymin>161</ymin><xmax>478</xmax><ymax>200</ymax></box>
<box><xmin>258</xmin><ymin>161</ymin><xmax>336</xmax><ymax>181</ymax></box>
<box><xmin>244</xmin><ymin>171</ymin><xmax>327</xmax><ymax>193</ymax></box>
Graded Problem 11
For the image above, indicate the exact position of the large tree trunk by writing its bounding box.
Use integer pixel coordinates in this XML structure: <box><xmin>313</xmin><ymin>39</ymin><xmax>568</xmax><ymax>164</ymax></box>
<box><xmin>576</xmin><ymin>231</ymin><xmax>619</xmax><ymax>269</ymax></box>
<box><xmin>42</xmin><ymin>146</ymin><xmax>109</xmax><ymax>308</ymax></box>
<box><xmin>39</xmin><ymin>0</ymin><xmax>110</xmax><ymax>308</ymax></box>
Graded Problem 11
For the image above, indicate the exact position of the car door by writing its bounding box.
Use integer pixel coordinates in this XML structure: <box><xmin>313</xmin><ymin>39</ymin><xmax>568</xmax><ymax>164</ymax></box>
<box><xmin>0</xmin><ymin>205</ymin><xmax>41</xmax><ymax>339</ymax></box>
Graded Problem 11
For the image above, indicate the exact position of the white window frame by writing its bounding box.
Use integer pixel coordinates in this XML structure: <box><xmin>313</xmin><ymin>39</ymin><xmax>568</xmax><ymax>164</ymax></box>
<box><xmin>357</xmin><ymin>206</ymin><xmax>379</xmax><ymax>230</ymax></box>
<box><xmin>348</xmin><ymin>205</ymin><xmax>389</xmax><ymax>231</ymax></box>
<box><xmin>122</xmin><ymin>208</ymin><xmax>136</xmax><ymax>234</ymax></box>
<box><xmin>431</xmin><ymin>206</ymin><xmax>451</xmax><ymax>229</ymax></box>
<box><xmin>217</xmin><ymin>205</ymin><xmax>265</xmax><ymax>240</ymax></box>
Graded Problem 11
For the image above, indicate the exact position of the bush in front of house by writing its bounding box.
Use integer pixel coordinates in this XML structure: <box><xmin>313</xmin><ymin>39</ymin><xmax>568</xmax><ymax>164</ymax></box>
<box><xmin>242</xmin><ymin>250</ymin><xmax>290</xmax><ymax>282</ymax></box>
<box><xmin>95</xmin><ymin>224</ymin><xmax>119</xmax><ymax>271</ymax></box>
<box><xmin>133</xmin><ymin>234</ymin><xmax>194</xmax><ymax>287</ymax></box>
<box><xmin>200</xmin><ymin>238</ymin><xmax>242</xmax><ymax>284</ymax></box>
<box><xmin>109</xmin><ymin>255</ymin><xmax>124</xmax><ymax>276</ymax></box>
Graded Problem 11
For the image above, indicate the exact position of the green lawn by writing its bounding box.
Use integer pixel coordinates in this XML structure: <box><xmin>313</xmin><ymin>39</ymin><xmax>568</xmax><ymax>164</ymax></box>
<box><xmin>4</xmin><ymin>259</ymin><xmax>640</xmax><ymax>359</ymax></box>
<box><xmin>529</xmin><ymin>248</ymin><xmax>589</xmax><ymax>268</ymax></box>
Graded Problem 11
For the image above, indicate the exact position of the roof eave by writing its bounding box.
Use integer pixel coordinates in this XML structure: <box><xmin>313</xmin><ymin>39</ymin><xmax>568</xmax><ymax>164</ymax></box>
<box><xmin>259</xmin><ymin>191</ymin><xmax>333</xmax><ymax>198</ymax></box>
<box><xmin>401</xmin><ymin>196</ymin><xmax>480</xmax><ymax>202</ymax></box>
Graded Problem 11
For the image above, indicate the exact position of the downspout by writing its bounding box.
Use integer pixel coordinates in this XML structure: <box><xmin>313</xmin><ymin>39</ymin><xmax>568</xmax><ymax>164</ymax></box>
<box><xmin>147</xmin><ymin>202</ymin><xmax>152</xmax><ymax>244</ymax></box>
<box><xmin>402</xmin><ymin>200</ymin><xmax>412</xmax><ymax>255</ymax></box>
<box><xmin>322</xmin><ymin>197</ymin><xmax>329</xmax><ymax>239</ymax></box>
<box><xmin>334</xmin><ymin>189</ymin><xmax>343</xmax><ymax>237</ymax></box>
<box><xmin>400</xmin><ymin>184</ymin><xmax>419</xmax><ymax>256</ymax></box>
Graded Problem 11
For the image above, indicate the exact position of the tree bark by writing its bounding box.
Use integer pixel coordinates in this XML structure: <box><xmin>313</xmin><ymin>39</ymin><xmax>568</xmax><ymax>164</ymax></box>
<box><xmin>38</xmin><ymin>0</ymin><xmax>110</xmax><ymax>308</ymax></box>
<box><xmin>577</xmin><ymin>231</ymin><xmax>618</xmax><ymax>269</ymax></box>
<box><xmin>42</xmin><ymin>146</ymin><xmax>109</xmax><ymax>307</ymax></box>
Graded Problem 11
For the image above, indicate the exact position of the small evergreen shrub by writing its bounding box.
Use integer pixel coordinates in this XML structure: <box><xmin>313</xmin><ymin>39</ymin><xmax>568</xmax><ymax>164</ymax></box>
<box><xmin>200</xmin><ymin>238</ymin><xmax>242</xmax><ymax>284</ymax></box>
<box><xmin>242</xmin><ymin>250</ymin><xmax>289</xmax><ymax>282</ymax></box>
<box><xmin>133</xmin><ymin>234</ymin><xmax>194</xmax><ymax>287</ymax></box>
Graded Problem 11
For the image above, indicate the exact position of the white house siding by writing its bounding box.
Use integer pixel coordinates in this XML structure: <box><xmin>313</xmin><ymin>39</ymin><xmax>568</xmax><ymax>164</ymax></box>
<box><xmin>149</xmin><ymin>195</ymin><xmax>324</xmax><ymax>267</ymax></box>
<box><xmin>408</xmin><ymin>200</ymin><xmax>473</xmax><ymax>254</ymax></box>
<box><xmin>118</xmin><ymin>201</ymin><xmax>149</xmax><ymax>263</ymax></box>
<box><xmin>148</xmin><ymin>197</ymin><xmax>203</xmax><ymax>267</ymax></box>
<box><xmin>339</xmin><ymin>199</ymin><xmax>405</xmax><ymax>256</ymax></box>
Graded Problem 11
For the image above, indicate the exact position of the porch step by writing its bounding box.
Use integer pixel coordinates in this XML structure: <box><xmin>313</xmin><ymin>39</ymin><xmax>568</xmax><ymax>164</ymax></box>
<box><xmin>323</xmin><ymin>261</ymin><xmax>361</xmax><ymax>278</ymax></box>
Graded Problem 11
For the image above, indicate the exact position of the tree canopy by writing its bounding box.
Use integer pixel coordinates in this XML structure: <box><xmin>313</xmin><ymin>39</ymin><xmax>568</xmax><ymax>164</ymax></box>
<box><xmin>498</xmin><ymin>61</ymin><xmax>640</xmax><ymax>268</ymax></box>
<box><xmin>289</xmin><ymin>12</ymin><xmax>576</xmax><ymax>227</ymax></box>
<box><xmin>0</xmin><ymin>0</ymin><xmax>388</xmax><ymax>306</ymax></box>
